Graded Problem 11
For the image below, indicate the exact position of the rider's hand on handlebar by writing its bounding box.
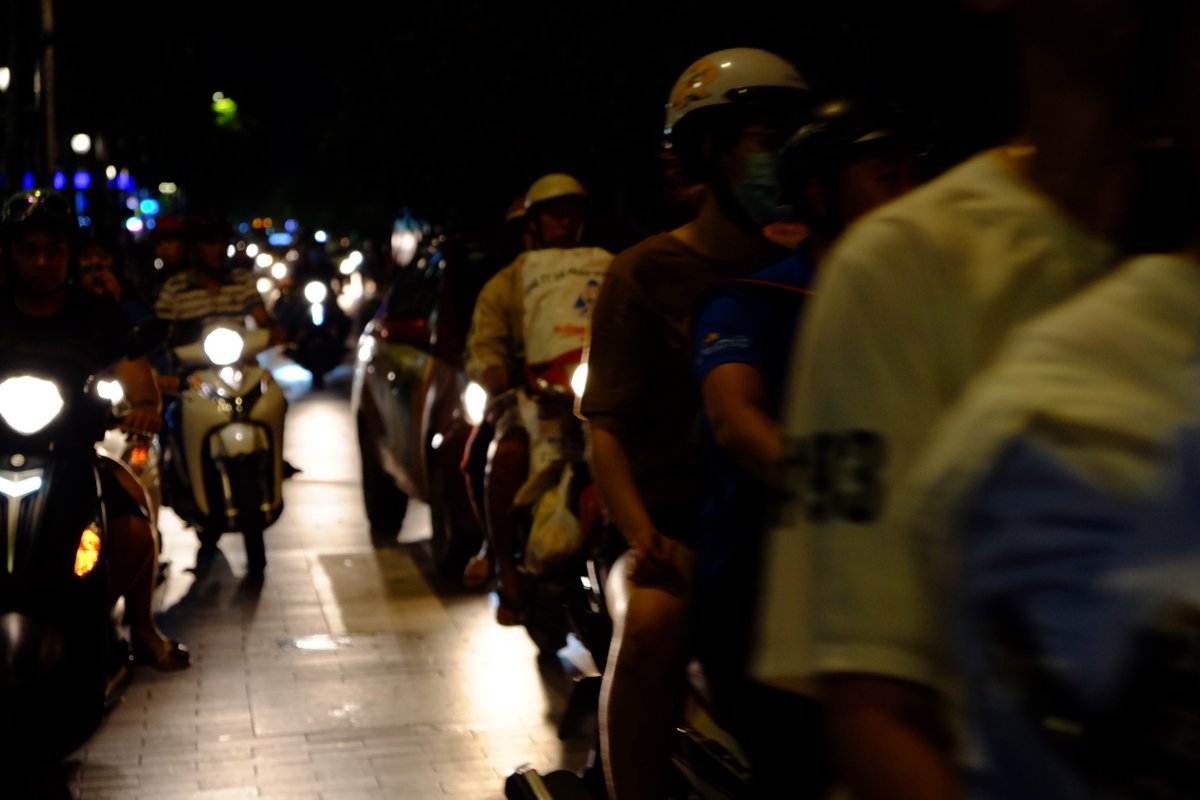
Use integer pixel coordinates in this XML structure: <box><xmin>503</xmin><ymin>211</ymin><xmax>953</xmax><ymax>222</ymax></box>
<box><xmin>121</xmin><ymin>405</ymin><xmax>163</xmax><ymax>436</ymax></box>
<box><xmin>158</xmin><ymin>374</ymin><xmax>182</xmax><ymax>397</ymax></box>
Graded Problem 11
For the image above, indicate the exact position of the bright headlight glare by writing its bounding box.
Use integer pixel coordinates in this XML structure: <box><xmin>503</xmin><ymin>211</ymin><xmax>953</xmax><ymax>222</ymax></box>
<box><xmin>0</xmin><ymin>376</ymin><xmax>64</xmax><ymax>434</ymax></box>
<box><xmin>463</xmin><ymin>382</ymin><xmax>488</xmax><ymax>427</ymax></box>
<box><xmin>203</xmin><ymin>328</ymin><xmax>245</xmax><ymax>366</ymax></box>
<box><xmin>74</xmin><ymin>524</ymin><xmax>102</xmax><ymax>577</ymax></box>
<box><xmin>570</xmin><ymin>363</ymin><xmax>588</xmax><ymax>398</ymax></box>
<box><xmin>304</xmin><ymin>281</ymin><xmax>328</xmax><ymax>304</ymax></box>
<box><xmin>97</xmin><ymin>379</ymin><xmax>125</xmax><ymax>404</ymax></box>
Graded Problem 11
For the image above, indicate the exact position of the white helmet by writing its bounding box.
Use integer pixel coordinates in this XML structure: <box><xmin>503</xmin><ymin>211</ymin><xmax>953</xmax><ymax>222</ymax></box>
<box><xmin>524</xmin><ymin>173</ymin><xmax>587</xmax><ymax>211</ymax></box>
<box><xmin>664</xmin><ymin>47</ymin><xmax>809</xmax><ymax>140</ymax></box>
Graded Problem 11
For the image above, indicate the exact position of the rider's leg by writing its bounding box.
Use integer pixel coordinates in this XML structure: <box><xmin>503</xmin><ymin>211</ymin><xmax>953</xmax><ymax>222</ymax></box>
<box><xmin>484</xmin><ymin>425</ymin><xmax>530</xmax><ymax>623</ymax></box>
<box><xmin>99</xmin><ymin>457</ymin><xmax>189</xmax><ymax>671</ymax></box>
<box><xmin>461</xmin><ymin>421</ymin><xmax>495</xmax><ymax>587</ymax></box>
<box><xmin>600</xmin><ymin>545</ymin><xmax>695</xmax><ymax>800</ymax></box>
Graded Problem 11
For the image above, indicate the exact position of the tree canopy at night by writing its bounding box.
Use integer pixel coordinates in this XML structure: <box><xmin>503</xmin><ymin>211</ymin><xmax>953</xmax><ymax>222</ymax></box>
<box><xmin>3</xmin><ymin>1</ymin><xmax>1019</xmax><ymax>243</ymax></box>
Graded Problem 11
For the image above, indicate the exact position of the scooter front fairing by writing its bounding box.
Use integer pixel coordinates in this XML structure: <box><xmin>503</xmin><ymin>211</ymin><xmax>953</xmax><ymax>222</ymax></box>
<box><xmin>0</xmin><ymin>368</ymin><xmax>117</xmax><ymax>757</ymax></box>
<box><xmin>166</xmin><ymin>325</ymin><xmax>286</xmax><ymax>538</ymax></box>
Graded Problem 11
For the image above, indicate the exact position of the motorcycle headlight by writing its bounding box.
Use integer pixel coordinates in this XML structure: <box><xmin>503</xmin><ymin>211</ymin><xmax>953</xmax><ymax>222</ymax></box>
<box><xmin>97</xmin><ymin>379</ymin><xmax>125</xmax><ymax>404</ymax></box>
<box><xmin>203</xmin><ymin>328</ymin><xmax>245</xmax><ymax>366</ymax></box>
<box><xmin>304</xmin><ymin>281</ymin><xmax>328</xmax><ymax>305</ymax></box>
<box><xmin>570</xmin><ymin>363</ymin><xmax>588</xmax><ymax>398</ymax></box>
<box><xmin>462</xmin><ymin>381</ymin><xmax>488</xmax><ymax>427</ymax></box>
<box><xmin>0</xmin><ymin>376</ymin><xmax>64</xmax><ymax>434</ymax></box>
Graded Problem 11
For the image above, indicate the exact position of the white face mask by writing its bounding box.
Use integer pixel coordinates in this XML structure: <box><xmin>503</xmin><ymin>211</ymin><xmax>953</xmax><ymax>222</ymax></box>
<box><xmin>733</xmin><ymin>152</ymin><xmax>791</xmax><ymax>226</ymax></box>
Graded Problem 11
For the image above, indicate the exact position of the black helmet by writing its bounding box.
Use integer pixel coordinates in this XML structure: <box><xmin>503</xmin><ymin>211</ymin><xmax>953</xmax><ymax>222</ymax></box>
<box><xmin>0</xmin><ymin>188</ymin><xmax>78</xmax><ymax>244</ymax></box>
<box><xmin>777</xmin><ymin>97</ymin><xmax>914</xmax><ymax>206</ymax></box>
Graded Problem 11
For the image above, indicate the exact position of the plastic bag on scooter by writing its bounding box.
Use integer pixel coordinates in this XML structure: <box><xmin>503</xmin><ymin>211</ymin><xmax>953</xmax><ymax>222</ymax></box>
<box><xmin>524</xmin><ymin>463</ymin><xmax>583</xmax><ymax>574</ymax></box>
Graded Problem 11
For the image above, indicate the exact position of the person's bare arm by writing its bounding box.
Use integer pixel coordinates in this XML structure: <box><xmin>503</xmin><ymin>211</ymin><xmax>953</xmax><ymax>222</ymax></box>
<box><xmin>701</xmin><ymin>362</ymin><xmax>784</xmax><ymax>485</ymax></box>
<box><xmin>588</xmin><ymin>417</ymin><xmax>680</xmax><ymax>584</ymax></box>
<box><xmin>113</xmin><ymin>356</ymin><xmax>163</xmax><ymax>434</ymax></box>
<box><xmin>249</xmin><ymin>303</ymin><xmax>287</xmax><ymax>345</ymax></box>
<box><xmin>825</xmin><ymin>674</ymin><xmax>962</xmax><ymax>800</ymax></box>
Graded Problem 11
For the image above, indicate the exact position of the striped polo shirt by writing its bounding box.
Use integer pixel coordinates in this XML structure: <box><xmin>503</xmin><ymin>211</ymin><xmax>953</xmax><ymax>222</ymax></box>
<box><xmin>154</xmin><ymin>267</ymin><xmax>265</xmax><ymax>346</ymax></box>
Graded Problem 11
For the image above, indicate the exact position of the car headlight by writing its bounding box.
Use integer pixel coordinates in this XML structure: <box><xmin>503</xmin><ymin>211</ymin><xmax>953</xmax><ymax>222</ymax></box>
<box><xmin>570</xmin><ymin>363</ymin><xmax>588</xmax><ymax>398</ymax></box>
<box><xmin>462</xmin><ymin>381</ymin><xmax>488</xmax><ymax>426</ymax></box>
<box><xmin>203</xmin><ymin>328</ymin><xmax>245</xmax><ymax>366</ymax></box>
<box><xmin>0</xmin><ymin>376</ymin><xmax>64</xmax><ymax>434</ymax></box>
<box><xmin>304</xmin><ymin>281</ymin><xmax>328</xmax><ymax>305</ymax></box>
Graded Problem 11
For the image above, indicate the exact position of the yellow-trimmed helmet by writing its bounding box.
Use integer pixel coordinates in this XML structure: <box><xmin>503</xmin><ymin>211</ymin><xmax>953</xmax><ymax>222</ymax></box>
<box><xmin>664</xmin><ymin>47</ymin><xmax>809</xmax><ymax>142</ymax></box>
<box><xmin>524</xmin><ymin>173</ymin><xmax>587</xmax><ymax>211</ymax></box>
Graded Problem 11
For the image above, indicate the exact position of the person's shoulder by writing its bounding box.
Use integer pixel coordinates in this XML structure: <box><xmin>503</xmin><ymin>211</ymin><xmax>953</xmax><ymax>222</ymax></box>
<box><xmin>158</xmin><ymin>270</ymin><xmax>190</xmax><ymax>293</ymax></box>
<box><xmin>607</xmin><ymin>232</ymin><xmax>683</xmax><ymax>277</ymax></box>
<box><xmin>832</xmin><ymin>150</ymin><xmax>1018</xmax><ymax>251</ymax></box>
<box><xmin>67</xmin><ymin>289</ymin><xmax>128</xmax><ymax>333</ymax></box>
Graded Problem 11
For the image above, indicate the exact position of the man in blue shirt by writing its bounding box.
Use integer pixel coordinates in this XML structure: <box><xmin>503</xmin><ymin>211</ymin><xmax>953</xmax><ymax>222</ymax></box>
<box><xmin>692</xmin><ymin>96</ymin><xmax>918</xmax><ymax>796</ymax></box>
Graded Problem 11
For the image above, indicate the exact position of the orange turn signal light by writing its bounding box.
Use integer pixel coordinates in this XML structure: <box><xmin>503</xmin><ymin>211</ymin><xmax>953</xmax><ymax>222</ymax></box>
<box><xmin>129</xmin><ymin>445</ymin><xmax>149</xmax><ymax>471</ymax></box>
<box><xmin>74</xmin><ymin>525</ymin><xmax>101</xmax><ymax>577</ymax></box>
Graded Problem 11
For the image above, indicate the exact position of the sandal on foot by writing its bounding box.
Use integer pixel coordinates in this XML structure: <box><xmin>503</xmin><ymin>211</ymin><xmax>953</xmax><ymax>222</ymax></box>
<box><xmin>463</xmin><ymin>554</ymin><xmax>491</xmax><ymax>588</ymax></box>
<box><xmin>133</xmin><ymin>637</ymin><xmax>191</xmax><ymax>671</ymax></box>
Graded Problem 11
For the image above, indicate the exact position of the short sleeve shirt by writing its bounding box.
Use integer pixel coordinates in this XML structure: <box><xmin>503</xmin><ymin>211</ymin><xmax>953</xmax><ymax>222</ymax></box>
<box><xmin>153</xmin><ymin>267</ymin><xmax>265</xmax><ymax>346</ymax></box>
<box><xmin>581</xmin><ymin>232</ymin><xmax>785</xmax><ymax>535</ymax></box>
<box><xmin>751</xmin><ymin>151</ymin><xmax>1116</xmax><ymax>707</ymax></box>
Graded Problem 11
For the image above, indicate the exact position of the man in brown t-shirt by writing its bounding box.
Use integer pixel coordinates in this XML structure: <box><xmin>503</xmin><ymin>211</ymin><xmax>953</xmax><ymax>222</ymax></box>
<box><xmin>580</xmin><ymin>47</ymin><xmax>809</xmax><ymax>800</ymax></box>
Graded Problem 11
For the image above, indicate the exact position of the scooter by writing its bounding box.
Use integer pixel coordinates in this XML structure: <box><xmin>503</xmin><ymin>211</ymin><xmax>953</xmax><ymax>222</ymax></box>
<box><xmin>0</xmin><ymin>325</ymin><xmax>162</xmax><ymax>760</ymax></box>
<box><xmin>508</xmin><ymin>348</ymin><xmax>618</xmax><ymax>660</ymax></box>
<box><xmin>97</xmin><ymin>382</ymin><xmax>163</xmax><ymax>550</ymax></box>
<box><xmin>161</xmin><ymin>323</ymin><xmax>286</xmax><ymax>574</ymax></box>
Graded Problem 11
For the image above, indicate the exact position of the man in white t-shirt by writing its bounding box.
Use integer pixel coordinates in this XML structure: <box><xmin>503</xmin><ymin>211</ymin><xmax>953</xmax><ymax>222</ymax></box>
<box><xmin>751</xmin><ymin>2</ymin><xmax>1192</xmax><ymax>796</ymax></box>
<box><xmin>897</xmin><ymin>12</ymin><xmax>1200</xmax><ymax>794</ymax></box>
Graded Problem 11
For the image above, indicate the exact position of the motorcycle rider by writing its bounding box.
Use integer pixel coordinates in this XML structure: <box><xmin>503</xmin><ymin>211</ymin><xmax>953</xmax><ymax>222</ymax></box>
<box><xmin>751</xmin><ymin>1</ymin><xmax>1186</xmax><ymax>796</ymax></box>
<box><xmin>579</xmin><ymin>47</ymin><xmax>810</xmax><ymax>800</ymax></box>
<box><xmin>144</xmin><ymin>213</ymin><xmax>188</xmax><ymax>301</ymax></box>
<box><xmin>153</xmin><ymin>212</ymin><xmax>285</xmax><ymax>394</ymax></box>
<box><xmin>0</xmin><ymin>188</ymin><xmax>189</xmax><ymax>671</ymax></box>
<box><xmin>464</xmin><ymin>173</ymin><xmax>612</xmax><ymax>625</ymax></box>
<box><xmin>689</xmin><ymin>96</ymin><xmax>918</xmax><ymax>797</ymax></box>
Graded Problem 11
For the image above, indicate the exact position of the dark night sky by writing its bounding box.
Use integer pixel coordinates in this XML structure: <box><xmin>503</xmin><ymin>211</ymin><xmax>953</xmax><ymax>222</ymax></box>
<box><xmin>38</xmin><ymin>1</ymin><xmax>1019</xmax><ymax>245</ymax></box>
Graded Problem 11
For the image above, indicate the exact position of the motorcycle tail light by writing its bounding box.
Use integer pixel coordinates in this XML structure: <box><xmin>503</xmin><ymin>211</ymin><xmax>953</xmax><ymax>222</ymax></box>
<box><xmin>378</xmin><ymin>317</ymin><xmax>428</xmax><ymax>344</ymax></box>
<box><xmin>74</xmin><ymin>525</ymin><xmax>101</xmax><ymax>578</ymax></box>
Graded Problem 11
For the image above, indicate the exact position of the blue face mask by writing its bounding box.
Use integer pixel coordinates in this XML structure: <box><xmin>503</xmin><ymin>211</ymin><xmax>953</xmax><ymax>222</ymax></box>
<box><xmin>733</xmin><ymin>152</ymin><xmax>791</xmax><ymax>226</ymax></box>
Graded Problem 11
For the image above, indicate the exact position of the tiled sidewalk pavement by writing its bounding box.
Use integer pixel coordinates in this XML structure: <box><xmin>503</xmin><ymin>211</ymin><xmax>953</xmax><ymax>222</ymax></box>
<box><xmin>54</xmin><ymin>389</ymin><xmax>594</xmax><ymax>800</ymax></box>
